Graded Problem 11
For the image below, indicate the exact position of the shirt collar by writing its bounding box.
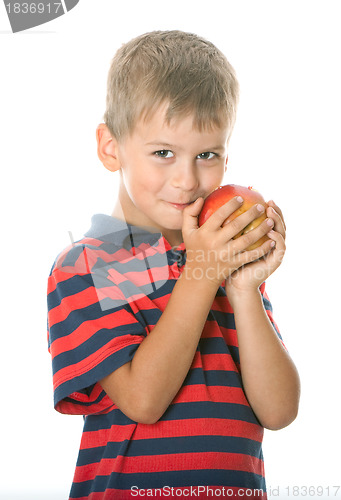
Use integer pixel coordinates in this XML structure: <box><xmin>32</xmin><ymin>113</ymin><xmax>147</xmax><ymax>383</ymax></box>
<box><xmin>84</xmin><ymin>214</ymin><xmax>185</xmax><ymax>253</ymax></box>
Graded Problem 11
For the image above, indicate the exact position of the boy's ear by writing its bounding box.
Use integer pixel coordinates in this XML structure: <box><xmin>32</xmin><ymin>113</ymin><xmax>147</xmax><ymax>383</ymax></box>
<box><xmin>96</xmin><ymin>123</ymin><xmax>121</xmax><ymax>172</ymax></box>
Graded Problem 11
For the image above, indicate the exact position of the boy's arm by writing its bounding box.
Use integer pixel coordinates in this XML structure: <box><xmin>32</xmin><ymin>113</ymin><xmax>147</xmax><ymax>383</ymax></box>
<box><xmin>100</xmin><ymin>197</ymin><xmax>275</xmax><ymax>424</ymax></box>
<box><xmin>227</xmin><ymin>288</ymin><xmax>300</xmax><ymax>430</ymax></box>
<box><xmin>225</xmin><ymin>202</ymin><xmax>300</xmax><ymax>430</ymax></box>
<box><xmin>100</xmin><ymin>267</ymin><xmax>218</xmax><ymax>424</ymax></box>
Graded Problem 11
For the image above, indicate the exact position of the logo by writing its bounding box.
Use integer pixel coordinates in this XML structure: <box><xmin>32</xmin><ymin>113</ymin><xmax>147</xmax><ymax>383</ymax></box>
<box><xmin>3</xmin><ymin>0</ymin><xmax>79</xmax><ymax>33</ymax></box>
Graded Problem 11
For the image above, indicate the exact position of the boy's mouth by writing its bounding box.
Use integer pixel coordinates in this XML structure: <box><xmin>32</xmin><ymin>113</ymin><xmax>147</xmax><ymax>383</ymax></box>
<box><xmin>166</xmin><ymin>201</ymin><xmax>192</xmax><ymax>211</ymax></box>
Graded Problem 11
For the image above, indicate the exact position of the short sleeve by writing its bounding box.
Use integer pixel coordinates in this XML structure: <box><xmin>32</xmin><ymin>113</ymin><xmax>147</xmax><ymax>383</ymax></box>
<box><xmin>47</xmin><ymin>244</ymin><xmax>147</xmax><ymax>415</ymax></box>
<box><xmin>259</xmin><ymin>281</ymin><xmax>285</xmax><ymax>347</ymax></box>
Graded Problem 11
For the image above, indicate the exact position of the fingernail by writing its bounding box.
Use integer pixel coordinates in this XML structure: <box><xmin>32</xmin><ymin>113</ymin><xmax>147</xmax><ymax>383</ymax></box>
<box><xmin>270</xmin><ymin>241</ymin><xmax>276</xmax><ymax>247</ymax></box>
<box><xmin>257</xmin><ymin>204</ymin><xmax>265</xmax><ymax>212</ymax></box>
<box><xmin>237</xmin><ymin>196</ymin><xmax>243</xmax><ymax>203</ymax></box>
<box><xmin>267</xmin><ymin>218</ymin><xmax>274</xmax><ymax>226</ymax></box>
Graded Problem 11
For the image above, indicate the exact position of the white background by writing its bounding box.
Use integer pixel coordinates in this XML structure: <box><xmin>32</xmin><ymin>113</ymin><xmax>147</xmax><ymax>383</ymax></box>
<box><xmin>1</xmin><ymin>1</ymin><xmax>340</xmax><ymax>498</ymax></box>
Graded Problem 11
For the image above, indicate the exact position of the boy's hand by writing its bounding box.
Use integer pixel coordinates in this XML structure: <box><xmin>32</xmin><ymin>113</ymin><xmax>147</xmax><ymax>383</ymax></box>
<box><xmin>181</xmin><ymin>196</ymin><xmax>276</xmax><ymax>288</ymax></box>
<box><xmin>225</xmin><ymin>200</ymin><xmax>286</xmax><ymax>299</ymax></box>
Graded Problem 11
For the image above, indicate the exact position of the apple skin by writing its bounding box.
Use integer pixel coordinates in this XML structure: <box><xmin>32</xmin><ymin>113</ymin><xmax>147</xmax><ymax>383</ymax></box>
<box><xmin>198</xmin><ymin>184</ymin><xmax>269</xmax><ymax>251</ymax></box>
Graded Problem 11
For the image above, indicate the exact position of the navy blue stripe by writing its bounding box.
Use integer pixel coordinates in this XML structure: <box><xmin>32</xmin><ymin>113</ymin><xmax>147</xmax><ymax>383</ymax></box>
<box><xmin>53</xmin><ymin>343</ymin><xmax>141</xmax><ymax>407</ymax></box>
<box><xmin>199</xmin><ymin>336</ymin><xmax>231</xmax><ymax>353</ymax></box>
<box><xmin>61</xmin><ymin>245</ymin><xmax>85</xmax><ymax>266</ymax></box>
<box><xmin>262</xmin><ymin>294</ymin><xmax>272</xmax><ymax>312</ymax></box>
<box><xmin>229</xmin><ymin>345</ymin><xmax>240</xmax><ymax>364</ymax></box>
<box><xmin>83</xmin><ymin>409</ymin><xmax>137</xmax><ymax>430</ymax></box>
<box><xmin>129</xmin><ymin>434</ymin><xmax>263</xmax><ymax>458</ymax></box>
<box><xmin>134</xmin><ymin>308</ymin><xmax>162</xmax><ymax>329</ymax></box>
<box><xmin>48</xmin><ymin>273</ymin><xmax>93</xmax><ymax>310</ymax></box>
<box><xmin>135</xmin><ymin>277</ymin><xmax>176</xmax><ymax>301</ymax></box>
<box><xmin>162</xmin><ymin>401</ymin><xmax>259</xmax><ymax>425</ymax></box>
<box><xmin>198</xmin><ymin>336</ymin><xmax>236</xmax><ymax>353</ymax></box>
<box><xmin>49</xmin><ymin>245</ymin><xmax>175</xmax><ymax>310</ymax></box>
<box><xmin>62</xmin><ymin>385</ymin><xmax>108</xmax><ymax>408</ymax></box>
<box><xmin>82</xmin><ymin>400</ymin><xmax>260</xmax><ymax>431</ymax></box>
<box><xmin>216</xmin><ymin>285</ymin><xmax>228</xmax><ymax>297</ymax></box>
<box><xmin>261</xmin><ymin>295</ymin><xmax>282</xmax><ymax>340</ymax></box>
<box><xmin>197</xmin><ymin>337</ymin><xmax>240</xmax><ymax>365</ymax></box>
<box><xmin>185</xmin><ymin>368</ymin><xmax>242</xmax><ymax>387</ymax></box>
<box><xmin>208</xmin><ymin>309</ymin><xmax>236</xmax><ymax>329</ymax></box>
<box><xmin>49</xmin><ymin>298</ymin><xmax>143</xmax><ymax>340</ymax></box>
<box><xmin>52</xmin><ymin>325</ymin><xmax>145</xmax><ymax>373</ymax></box>
<box><xmin>70</xmin><ymin>469</ymin><xmax>266</xmax><ymax>497</ymax></box>
<box><xmin>77</xmin><ymin>434</ymin><xmax>263</xmax><ymax>466</ymax></box>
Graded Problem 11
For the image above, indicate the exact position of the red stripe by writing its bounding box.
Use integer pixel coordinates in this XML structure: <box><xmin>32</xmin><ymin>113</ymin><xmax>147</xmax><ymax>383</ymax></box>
<box><xmin>48</xmin><ymin>286</ymin><xmax>99</xmax><ymax>327</ymax></box>
<box><xmin>172</xmin><ymin>384</ymin><xmax>249</xmax><ymax>406</ymax></box>
<box><xmin>124</xmin><ymin>264</ymin><xmax>170</xmax><ymax>285</ymax></box>
<box><xmin>51</xmin><ymin>246</ymin><xmax>93</xmax><ymax>281</ymax></box>
<box><xmin>56</xmin><ymin>394</ymin><xmax>115</xmax><ymax>416</ymax></box>
<box><xmin>201</xmin><ymin>322</ymin><xmax>238</xmax><ymax>348</ymax></box>
<box><xmin>55</xmin><ymin>383</ymin><xmax>116</xmax><ymax>415</ymax></box>
<box><xmin>220</xmin><ymin>326</ymin><xmax>238</xmax><ymax>347</ymax></box>
<box><xmin>265</xmin><ymin>308</ymin><xmax>281</xmax><ymax>336</ymax></box>
<box><xmin>74</xmin><ymin>451</ymin><xmax>264</xmax><ymax>482</ymax></box>
<box><xmin>80</xmin><ymin>418</ymin><xmax>263</xmax><ymax>450</ymax></box>
<box><xmin>47</xmin><ymin>240</ymin><xmax>126</xmax><ymax>294</ymax></box>
<box><xmin>49</xmin><ymin>242</ymin><xmax>169</xmax><ymax>292</ymax></box>
<box><xmin>103</xmin><ymin>264</ymin><xmax>170</xmax><ymax>290</ymax></box>
<box><xmin>191</xmin><ymin>352</ymin><xmax>239</xmax><ymax>371</ymax></box>
<box><xmin>131</xmin><ymin>292</ymin><xmax>171</xmax><ymax>317</ymax></box>
<box><xmin>213</xmin><ymin>295</ymin><xmax>234</xmax><ymax>313</ymax></box>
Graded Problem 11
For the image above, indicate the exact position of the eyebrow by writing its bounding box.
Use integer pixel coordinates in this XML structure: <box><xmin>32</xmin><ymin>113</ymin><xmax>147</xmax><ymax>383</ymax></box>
<box><xmin>146</xmin><ymin>142</ymin><xmax>175</xmax><ymax>149</ymax></box>
<box><xmin>146</xmin><ymin>142</ymin><xmax>226</xmax><ymax>152</ymax></box>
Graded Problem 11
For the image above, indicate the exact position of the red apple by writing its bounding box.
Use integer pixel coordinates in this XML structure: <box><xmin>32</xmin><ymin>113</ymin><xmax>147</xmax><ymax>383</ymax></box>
<box><xmin>198</xmin><ymin>184</ymin><xmax>269</xmax><ymax>250</ymax></box>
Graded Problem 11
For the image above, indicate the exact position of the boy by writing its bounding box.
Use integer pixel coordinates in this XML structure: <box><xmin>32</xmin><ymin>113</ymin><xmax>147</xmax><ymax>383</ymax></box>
<box><xmin>47</xmin><ymin>30</ymin><xmax>300</xmax><ymax>499</ymax></box>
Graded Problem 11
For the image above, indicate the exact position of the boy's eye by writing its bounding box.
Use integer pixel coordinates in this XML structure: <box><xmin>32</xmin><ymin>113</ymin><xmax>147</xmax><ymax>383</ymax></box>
<box><xmin>197</xmin><ymin>152</ymin><xmax>216</xmax><ymax>160</ymax></box>
<box><xmin>154</xmin><ymin>150</ymin><xmax>174</xmax><ymax>158</ymax></box>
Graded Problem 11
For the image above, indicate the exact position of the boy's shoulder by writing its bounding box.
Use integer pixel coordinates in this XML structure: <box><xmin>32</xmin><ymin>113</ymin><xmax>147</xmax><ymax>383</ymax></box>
<box><xmin>49</xmin><ymin>214</ymin><xmax>172</xmax><ymax>311</ymax></box>
<box><xmin>51</xmin><ymin>214</ymin><xmax>165</xmax><ymax>274</ymax></box>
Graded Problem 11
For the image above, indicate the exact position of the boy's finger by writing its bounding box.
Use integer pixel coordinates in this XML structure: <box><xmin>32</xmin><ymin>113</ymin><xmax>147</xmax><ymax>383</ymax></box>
<box><xmin>266</xmin><ymin>205</ymin><xmax>286</xmax><ymax>238</ymax></box>
<box><xmin>266</xmin><ymin>230</ymin><xmax>286</xmax><ymax>266</ymax></box>
<box><xmin>267</xmin><ymin>200</ymin><xmax>286</xmax><ymax>231</ymax></box>
<box><xmin>220</xmin><ymin>203</ymin><xmax>267</xmax><ymax>243</ymax></box>
<box><xmin>229</xmin><ymin>215</ymin><xmax>274</xmax><ymax>254</ymax></box>
<box><xmin>202</xmin><ymin>196</ymin><xmax>244</xmax><ymax>229</ymax></box>
<box><xmin>235</xmin><ymin>237</ymin><xmax>276</xmax><ymax>268</ymax></box>
<box><xmin>182</xmin><ymin>198</ymin><xmax>205</xmax><ymax>233</ymax></box>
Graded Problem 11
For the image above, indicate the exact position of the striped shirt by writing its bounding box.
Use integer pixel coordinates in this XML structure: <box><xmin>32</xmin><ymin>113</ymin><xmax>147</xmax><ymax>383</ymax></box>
<box><xmin>47</xmin><ymin>214</ymin><xmax>282</xmax><ymax>499</ymax></box>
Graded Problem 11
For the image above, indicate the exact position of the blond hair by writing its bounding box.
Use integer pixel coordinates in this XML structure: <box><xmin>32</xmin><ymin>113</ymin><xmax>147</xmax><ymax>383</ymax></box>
<box><xmin>104</xmin><ymin>30</ymin><xmax>239</xmax><ymax>141</ymax></box>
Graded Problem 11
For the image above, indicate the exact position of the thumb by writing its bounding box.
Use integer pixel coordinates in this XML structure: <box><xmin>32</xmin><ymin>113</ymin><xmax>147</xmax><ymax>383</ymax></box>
<box><xmin>182</xmin><ymin>197</ymin><xmax>204</xmax><ymax>233</ymax></box>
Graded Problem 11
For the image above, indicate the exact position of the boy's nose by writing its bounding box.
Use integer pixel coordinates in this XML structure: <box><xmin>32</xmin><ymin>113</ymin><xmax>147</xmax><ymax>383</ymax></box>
<box><xmin>171</xmin><ymin>161</ymin><xmax>199</xmax><ymax>192</ymax></box>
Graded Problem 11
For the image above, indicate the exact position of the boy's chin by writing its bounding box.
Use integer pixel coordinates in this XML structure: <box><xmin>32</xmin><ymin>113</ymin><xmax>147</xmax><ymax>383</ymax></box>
<box><xmin>162</xmin><ymin>220</ymin><xmax>183</xmax><ymax>231</ymax></box>
<box><xmin>157</xmin><ymin>216</ymin><xmax>183</xmax><ymax>232</ymax></box>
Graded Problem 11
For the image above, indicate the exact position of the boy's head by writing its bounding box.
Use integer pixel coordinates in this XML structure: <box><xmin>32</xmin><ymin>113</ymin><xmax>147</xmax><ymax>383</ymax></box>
<box><xmin>104</xmin><ymin>30</ymin><xmax>239</xmax><ymax>142</ymax></box>
<box><xmin>98</xmin><ymin>30</ymin><xmax>240</xmax><ymax>245</ymax></box>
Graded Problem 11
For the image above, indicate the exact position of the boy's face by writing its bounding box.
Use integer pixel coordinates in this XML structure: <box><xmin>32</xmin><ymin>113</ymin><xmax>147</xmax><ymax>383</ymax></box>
<box><xmin>114</xmin><ymin>105</ymin><xmax>229</xmax><ymax>245</ymax></box>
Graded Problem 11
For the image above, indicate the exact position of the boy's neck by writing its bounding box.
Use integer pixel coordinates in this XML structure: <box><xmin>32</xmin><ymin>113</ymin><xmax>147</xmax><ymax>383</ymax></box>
<box><xmin>111</xmin><ymin>193</ymin><xmax>184</xmax><ymax>248</ymax></box>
